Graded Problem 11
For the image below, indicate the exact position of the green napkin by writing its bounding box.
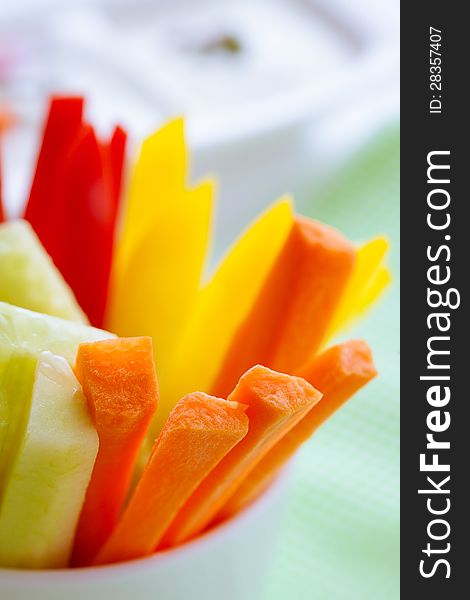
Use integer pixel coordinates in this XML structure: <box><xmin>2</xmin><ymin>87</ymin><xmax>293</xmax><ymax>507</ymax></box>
<box><xmin>263</xmin><ymin>126</ymin><xmax>399</xmax><ymax>600</ymax></box>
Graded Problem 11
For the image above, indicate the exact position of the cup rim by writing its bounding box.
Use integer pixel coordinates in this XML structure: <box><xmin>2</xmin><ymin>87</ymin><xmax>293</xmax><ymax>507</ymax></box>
<box><xmin>0</xmin><ymin>469</ymin><xmax>289</xmax><ymax>583</ymax></box>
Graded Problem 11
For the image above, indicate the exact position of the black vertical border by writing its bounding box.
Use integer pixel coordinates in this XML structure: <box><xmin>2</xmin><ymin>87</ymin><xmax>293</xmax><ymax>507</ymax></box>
<box><xmin>401</xmin><ymin>4</ymin><xmax>467</xmax><ymax>597</ymax></box>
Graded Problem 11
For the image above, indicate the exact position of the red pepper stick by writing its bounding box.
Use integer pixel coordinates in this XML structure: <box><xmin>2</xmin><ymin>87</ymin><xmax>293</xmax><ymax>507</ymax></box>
<box><xmin>24</xmin><ymin>98</ymin><xmax>127</xmax><ymax>326</ymax></box>
<box><xmin>106</xmin><ymin>125</ymin><xmax>127</xmax><ymax>212</ymax></box>
<box><xmin>24</xmin><ymin>97</ymin><xmax>84</xmax><ymax>258</ymax></box>
<box><xmin>61</xmin><ymin>126</ymin><xmax>117</xmax><ymax>326</ymax></box>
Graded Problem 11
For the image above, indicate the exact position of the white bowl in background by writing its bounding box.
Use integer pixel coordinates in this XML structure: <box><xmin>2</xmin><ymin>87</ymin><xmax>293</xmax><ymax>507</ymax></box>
<box><xmin>1</xmin><ymin>0</ymin><xmax>398</xmax><ymax>257</ymax></box>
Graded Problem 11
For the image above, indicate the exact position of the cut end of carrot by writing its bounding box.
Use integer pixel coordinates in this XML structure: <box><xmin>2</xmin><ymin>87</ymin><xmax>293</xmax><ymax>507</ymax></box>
<box><xmin>162</xmin><ymin>365</ymin><xmax>321</xmax><ymax>547</ymax></box>
<box><xmin>218</xmin><ymin>340</ymin><xmax>377</xmax><ymax>520</ymax></box>
<box><xmin>296</xmin><ymin>338</ymin><xmax>377</xmax><ymax>430</ymax></box>
<box><xmin>335</xmin><ymin>339</ymin><xmax>378</xmax><ymax>380</ymax></box>
<box><xmin>269</xmin><ymin>216</ymin><xmax>356</xmax><ymax>373</ymax></box>
<box><xmin>75</xmin><ymin>336</ymin><xmax>158</xmax><ymax>426</ymax></box>
<box><xmin>72</xmin><ymin>336</ymin><xmax>158</xmax><ymax>567</ymax></box>
<box><xmin>295</xmin><ymin>216</ymin><xmax>355</xmax><ymax>253</ymax></box>
<box><xmin>161</xmin><ymin>392</ymin><xmax>248</xmax><ymax>438</ymax></box>
<box><xmin>300</xmin><ymin>339</ymin><xmax>378</xmax><ymax>382</ymax></box>
<box><xmin>94</xmin><ymin>392</ymin><xmax>248</xmax><ymax>565</ymax></box>
<box><xmin>210</xmin><ymin>215</ymin><xmax>356</xmax><ymax>397</ymax></box>
<box><xmin>229</xmin><ymin>364</ymin><xmax>323</xmax><ymax>416</ymax></box>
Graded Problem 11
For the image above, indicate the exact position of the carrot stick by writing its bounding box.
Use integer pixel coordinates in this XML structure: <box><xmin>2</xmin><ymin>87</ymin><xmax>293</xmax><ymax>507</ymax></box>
<box><xmin>212</xmin><ymin>217</ymin><xmax>356</xmax><ymax>397</ymax></box>
<box><xmin>161</xmin><ymin>365</ymin><xmax>322</xmax><ymax>548</ymax></box>
<box><xmin>94</xmin><ymin>392</ymin><xmax>248</xmax><ymax>565</ymax></box>
<box><xmin>71</xmin><ymin>337</ymin><xmax>158</xmax><ymax>566</ymax></box>
<box><xmin>218</xmin><ymin>340</ymin><xmax>377</xmax><ymax>519</ymax></box>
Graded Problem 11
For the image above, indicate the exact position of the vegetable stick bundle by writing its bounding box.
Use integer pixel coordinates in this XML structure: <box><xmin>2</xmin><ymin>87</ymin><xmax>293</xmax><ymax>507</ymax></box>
<box><xmin>0</xmin><ymin>97</ymin><xmax>389</xmax><ymax>569</ymax></box>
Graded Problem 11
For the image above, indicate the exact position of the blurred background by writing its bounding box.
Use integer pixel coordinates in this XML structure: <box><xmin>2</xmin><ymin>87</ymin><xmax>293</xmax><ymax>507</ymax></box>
<box><xmin>0</xmin><ymin>1</ymin><xmax>399</xmax><ymax>598</ymax></box>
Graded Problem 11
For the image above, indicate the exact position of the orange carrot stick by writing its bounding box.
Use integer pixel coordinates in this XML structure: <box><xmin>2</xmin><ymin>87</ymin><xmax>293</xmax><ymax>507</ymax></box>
<box><xmin>212</xmin><ymin>218</ymin><xmax>355</xmax><ymax>398</ymax></box>
<box><xmin>218</xmin><ymin>340</ymin><xmax>377</xmax><ymax>519</ymax></box>
<box><xmin>161</xmin><ymin>365</ymin><xmax>322</xmax><ymax>548</ymax></box>
<box><xmin>94</xmin><ymin>393</ymin><xmax>248</xmax><ymax>565</ymax></box>
<box><xmin>72</xmin><ymin>337</ymin><xmax>158</xmax><ymax>566</ymax></box>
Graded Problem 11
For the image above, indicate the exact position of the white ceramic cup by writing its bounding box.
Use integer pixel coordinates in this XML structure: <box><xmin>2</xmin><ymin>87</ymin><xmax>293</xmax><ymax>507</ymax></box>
<box><xmin>0</xmin><ymin>472</ymin><xmax>289</xmax><ymax>600</ymax></box>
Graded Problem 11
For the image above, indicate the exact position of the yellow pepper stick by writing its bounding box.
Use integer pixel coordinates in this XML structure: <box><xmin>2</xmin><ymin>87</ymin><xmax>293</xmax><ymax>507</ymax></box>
<box><xmin>107</xmin><ymin>180</ymin><xmax>214</xmax><ymax>371</ymax></box>
<box><xmin>326</xmin><ymin>236</ymin><xmax>391</xmax><ymax>340</ymax></box>
<box><xmin>106</xmin><ymin>117</ymin><xmax>214</xmax><ymax>367</ymax></box>
<box><xmin>116</xmin><ymin>118</ymin><xmax>187</xmax><ymax>275</ymax></box>
<box><xmin>153</xmin><ymin>198</ymin><xmax>294</xmax><ymax>437</ymax></box>
<box><xmin>355</xmin><ymin>264</ymin><xmax>391</xmax><ymax>318</ymax></box>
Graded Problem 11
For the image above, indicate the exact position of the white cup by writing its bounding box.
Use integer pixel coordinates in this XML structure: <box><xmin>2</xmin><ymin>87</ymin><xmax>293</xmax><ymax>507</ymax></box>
<box><xmin>0</xmin><ymin>472</ymin><xmax>289</xmax><ymax>600</ymax></box>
